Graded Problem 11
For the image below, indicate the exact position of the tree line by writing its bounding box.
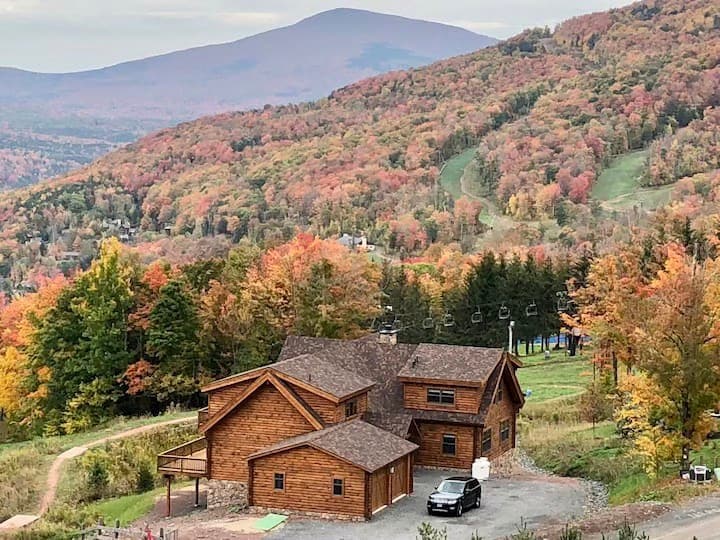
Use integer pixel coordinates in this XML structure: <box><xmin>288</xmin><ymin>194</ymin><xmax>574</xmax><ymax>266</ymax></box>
<box><xmin>0</xmin><ymin>235</ymin><xmax>575</xmax><ymax>438</ymax></box>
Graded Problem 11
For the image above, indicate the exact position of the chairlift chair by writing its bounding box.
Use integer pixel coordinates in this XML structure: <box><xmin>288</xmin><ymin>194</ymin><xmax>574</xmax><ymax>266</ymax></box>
<box><xmin>471</xmin><ymin>307</ymin><xmax>483</xmax><ymax>324</ymax></box>
<box><xmin>422</xmin><ymin>315</ymin><xmax>435</xmax><ymax>329</ymax></box>
<box><xmin>556</xmin><ymin>291</ymin><xmax>569</xmax><ymax>313</ymax></box>
<box><xmin>442</xmin><ymin>312</ymin><xmax>456</xmax><ymax>328</ymax></box>
<box><xmin>391</xmin><ymin>317</ymin><xmax>403</xmax><ymax>332</ymax></box>
<box><xmin>525</xmin><ymin>301</ymin><xmax>538</xmax><ymax>317</ymax></box>
<box><xmin>498</xmin><ymin>303</ymin><xmax>510</xmax><ymax>320</ymax></box>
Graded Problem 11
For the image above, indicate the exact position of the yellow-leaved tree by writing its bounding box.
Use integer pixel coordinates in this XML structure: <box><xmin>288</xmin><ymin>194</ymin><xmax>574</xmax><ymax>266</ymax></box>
<box><xmin>631</xmin><ymin>244</ymin><xmax>720</xmax><ymax>471</ymax></box>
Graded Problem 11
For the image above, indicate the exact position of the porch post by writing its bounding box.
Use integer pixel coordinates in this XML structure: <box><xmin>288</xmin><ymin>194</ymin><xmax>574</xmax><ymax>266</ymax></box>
<box><xmin>165</xmin><ymin>475</ymin><xmax>173</xmax><ymax>517</ymax></box>
<box><xmin>194</xmin><ymin>477</ymin><xmax>200</xmax><ymax>507</ymax></box>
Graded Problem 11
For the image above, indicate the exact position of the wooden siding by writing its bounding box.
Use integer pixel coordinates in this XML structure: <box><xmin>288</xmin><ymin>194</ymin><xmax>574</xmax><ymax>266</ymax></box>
<box><xmin>288</xmin><ymin>384</ymin><xmax>338</xmax><ymax>424</ymax></box>
<box><xmin>208</xmin><ymin>382</ymin><xmax>316</xmax><ymax>482</ymax></box>
<box><xmin>337</xmin><ymin>392</ymin><xmax>368</xmax><ymax>422</ymax></box>
<box><xmin>482</xmin><ymin>377</ymin><xmax>519</xmax><ymax>460</ymax></box>
<box><xmin>403</xmin><ymin>383</ymin><xmax>480</xmax><ymax>413</ymax></box>
<box><xmin>251</xmin><ymin>446</ymin><xmax>366</xmax><ymax>517</ymax></box>
<box><xmin>415</xmin><ymin>422</ymin><xmax>476</xmax><ymax>469</ymax></box>
<box><xmin>207</xmin><ymin>380</ymin><xmax>252</xmax><ymax>416</ymax></box>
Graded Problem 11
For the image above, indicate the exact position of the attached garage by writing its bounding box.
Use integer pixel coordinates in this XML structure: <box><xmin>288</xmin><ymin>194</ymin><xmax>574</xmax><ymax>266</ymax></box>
<box><xmin>248</xmin><ymin>419</ymin><xmax>417</xmax><ymax>519</ymax></box>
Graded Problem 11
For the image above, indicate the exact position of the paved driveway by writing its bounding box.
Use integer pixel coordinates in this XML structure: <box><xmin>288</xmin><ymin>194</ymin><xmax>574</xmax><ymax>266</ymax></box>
<box><xmin>269</xmin><ymin>469</ymin><xmax>586</xmax><ymax>540</ymax></box>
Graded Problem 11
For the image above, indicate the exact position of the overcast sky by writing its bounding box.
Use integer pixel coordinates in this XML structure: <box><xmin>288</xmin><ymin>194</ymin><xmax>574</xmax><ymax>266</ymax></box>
<box><xmin>1</xmin><ymin>0</ymin><xmax>631</xmax><ymax>73</ymax></box>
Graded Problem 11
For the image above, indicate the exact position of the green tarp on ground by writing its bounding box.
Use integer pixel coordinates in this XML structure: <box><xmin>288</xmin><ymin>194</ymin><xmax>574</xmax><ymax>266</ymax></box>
<box><xmin>255</xmin><ymin>513</ymin><xmax>288</xmax><ymax>532</ymax></box>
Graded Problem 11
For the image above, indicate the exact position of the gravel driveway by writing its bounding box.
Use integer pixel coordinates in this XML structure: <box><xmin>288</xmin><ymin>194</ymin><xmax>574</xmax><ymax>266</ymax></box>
<box><xmin>269</xmin><ymin>469</ymin><xmax>586</xmax><ymax>540</ymax></box>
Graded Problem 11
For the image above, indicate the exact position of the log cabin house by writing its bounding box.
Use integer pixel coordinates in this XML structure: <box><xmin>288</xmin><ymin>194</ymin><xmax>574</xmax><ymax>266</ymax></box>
<box><xmin>157</xmin><ymin>334</ymin><xmax>524</xmax><ymax>519</ymax></box>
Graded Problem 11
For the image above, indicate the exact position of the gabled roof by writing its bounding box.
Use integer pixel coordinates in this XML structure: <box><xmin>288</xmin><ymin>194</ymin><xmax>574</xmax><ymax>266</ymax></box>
<box><xmin>248</xmin><ymin>419</ymin><xmax>418</xmax><ymax>472</ymax></box>
<box><xmin>201</xmin><ymin>353</ymin><xmax>376</xmax><ymax>402</ymax></box>
<box><xmin>200</xmin><ymin>372</ymin><xmax>325</xmax><ymax>434</ymax></box>
<box><xmin>271</xmin><ymin>353</ymin><xmax>376</xmax><ymax>402</ymax></box>
<box><xmin>397</xmin><ymin>344</ymin><xmax>504</xmax><ymax>386</ymax></box>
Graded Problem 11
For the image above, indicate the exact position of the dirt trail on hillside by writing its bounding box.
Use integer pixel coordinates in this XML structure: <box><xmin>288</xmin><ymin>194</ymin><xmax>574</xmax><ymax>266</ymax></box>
<box><xmin>38</xmin><ymin>417</ymin><xmax>195</xmax><ymax>514</ymax></box>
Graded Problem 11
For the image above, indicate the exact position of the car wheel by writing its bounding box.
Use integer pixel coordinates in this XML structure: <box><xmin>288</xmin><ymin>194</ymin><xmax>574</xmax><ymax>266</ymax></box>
<box><xmin>427</xmin><ymin>508</ymin><xmax>433</xmax><ymax>516</ymax></box>
<box><xmin>456</xmin><ymin>503</ymin><xmax>463</xmax><ymax>517</ymax></box>
<box><xmin>475</xmin><ymin>495</ymin><xmax>481</xmax><ymax>508</ymax></box>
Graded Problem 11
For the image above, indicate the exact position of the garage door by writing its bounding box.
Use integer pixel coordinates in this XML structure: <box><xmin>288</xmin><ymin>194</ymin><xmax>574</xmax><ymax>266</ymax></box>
<box><xmin>390</xmin><ymin>458</ymin><xmax>407</xmax><ymax>502</ymax></box>
<box><xmin>371</xmin><ymin>467</ymin><xmax>389</xmax><ymax>513</ymax></box>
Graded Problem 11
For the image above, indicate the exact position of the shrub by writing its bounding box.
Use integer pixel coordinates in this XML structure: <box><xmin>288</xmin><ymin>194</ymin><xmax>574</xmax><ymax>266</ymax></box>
<box><xmin>506</xmin><ymin>519</ymin><xmax>536</xmax><ymax>540</ymax></box>
<box><xmin>416</xmin><ymin>523</ymin><xmax>448</xmax><ymax>540</ymax></box>
<box><xmin>0</xmin><ymin>448</ymin><xmax>44</xmax><ymax>522</ymax></box>
<box><xmin>560</xmin><ymin>524</ymin><xmax>583</xmax><ymax>540</ymax></box>
<box><xmin>75</xmin><ymin>424</ymin><xmax>196</xmax><ymax>503</ymax></box>
<box><xmin>135</xmin><ymin>463</ymin><xmax>155</xmax><ymax>493</ymax></box>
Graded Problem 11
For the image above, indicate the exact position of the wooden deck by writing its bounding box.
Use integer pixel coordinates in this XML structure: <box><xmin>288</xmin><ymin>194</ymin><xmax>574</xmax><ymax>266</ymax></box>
<box><xmin>157</xmin><ymin>437</ymin><xmax>208</xmax><ymax>477</ymax></box>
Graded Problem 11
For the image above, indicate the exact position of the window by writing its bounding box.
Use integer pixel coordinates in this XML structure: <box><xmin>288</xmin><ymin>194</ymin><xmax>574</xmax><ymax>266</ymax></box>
<box><xmin>481</xmin><ymin>429</ymin><xmax>492</xmax><ymax>454</ymax></box>
<box><xmin>501</xmin><ymin>420</ymin><xmax>511</xmax><ymax>442</ymax></box>
<box><xmin>427</xmin><ymin>388</ymin><xmax>455</xmax><ymax>405</ymax></box>
<box><xmin>332</xmin><ymin>478</ymin><xmax>344</xmax><ymax>496</ymax></box>
<box><xmin>495</xmin><ymin>386</ymin><xmax>504</xmax><ymax>404</ymax></box>
<box><xmin>345</xmin><ymin>400</ymin><xmax>358</xmax><ymax>418</ymax></box>
<box><xmin>273</xmin><ymin>472</ymin><xmax>285</xmax><ymax>491</ymax></box>
<box><xmin>442</xmin><ymin>434</ymin><xmax>457</xmax><ymax>455</ymax></box>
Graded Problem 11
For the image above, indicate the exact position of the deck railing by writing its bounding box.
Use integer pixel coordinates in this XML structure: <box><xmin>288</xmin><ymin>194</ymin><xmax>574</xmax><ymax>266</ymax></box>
<box><xmin>157</xmin><ymin>437</ymin><xmax>208</xmax><ymax>477</ymax></box>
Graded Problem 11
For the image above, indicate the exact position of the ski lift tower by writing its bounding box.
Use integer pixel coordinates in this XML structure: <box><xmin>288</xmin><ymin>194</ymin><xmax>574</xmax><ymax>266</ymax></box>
<box><xmin>508</xmin><ymin>320</ymin><xmax>515</xmax><ymax>355</ymax></box>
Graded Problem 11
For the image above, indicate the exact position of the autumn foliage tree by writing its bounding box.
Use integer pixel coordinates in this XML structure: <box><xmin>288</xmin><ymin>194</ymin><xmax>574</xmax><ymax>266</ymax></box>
<box><xmin>630</xmin><ymin>245</ymin><xmax>720</xmax><ymax>470</ymax></box>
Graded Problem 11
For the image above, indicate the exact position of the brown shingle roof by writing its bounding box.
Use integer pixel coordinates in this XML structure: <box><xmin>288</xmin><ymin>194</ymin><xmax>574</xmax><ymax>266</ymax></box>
<box><xmin>272</xmin><ymin>353</ymin><xmax>376</xmax><ymax>400</ymax></box>
<box><xmin>248</xmin><ymin>419</ymin><xmax>418</xmax><ymax>472</ymax></box>
<box><xmin>364</xmin><ymin>412</ymin><xmax>414</xmax><ymax>438</ymax></box>
<box><xmin>277</xmin><ymin>336</ymin><xmax>515</xmax><ymax>428</ymax></box>
<box><xmin>397</xmin><ymin>343</ymin><xmax>504</xmax><ymax>385</ymax></box>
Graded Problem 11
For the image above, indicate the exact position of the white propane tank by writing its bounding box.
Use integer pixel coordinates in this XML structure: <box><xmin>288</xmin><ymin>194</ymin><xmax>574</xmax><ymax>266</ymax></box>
<box><xmin>472</xmin><ymin>457</ymin><xmax>490</xmax><ymax>481</ymax></box>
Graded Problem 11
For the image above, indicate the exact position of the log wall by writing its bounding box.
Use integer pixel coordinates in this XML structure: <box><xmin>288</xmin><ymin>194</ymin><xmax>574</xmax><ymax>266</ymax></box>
<box><xmin>208</xmin><ymin>382</ymin><xmax>316</xmax><ymax>482</ymax></box>
<box><xmin>251</xmin><ymin>446</ymin><xmax>367</xmax><ymax>517</ymax></box>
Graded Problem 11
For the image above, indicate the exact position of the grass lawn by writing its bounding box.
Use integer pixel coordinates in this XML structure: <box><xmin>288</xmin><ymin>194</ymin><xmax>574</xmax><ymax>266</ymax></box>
<box><xmin>517</xmin><ymin>355</ymin><xmax>590</xmax><ymax>402</ymax></box>
<box><xmin>592</xmin><ymin>150</ymin><xmax>673</xmax><ymax>211</ymax></box>
<box><xmin>439</xmin><ymin>147</ymin><xmax>476</xmax><ymax>200</ymax></box>
<box><xmin>85</xmin><ymin>490</ymin><xmax>162</xmax><ymax>526</ymax></box>
<box><xmin>0</xmin><ymin>411</ymin><xmax>195</xmax><ymax>457</ymax></box>
<box><xmin>592</xmin><ymin>150</ymin><xmax>649</xmax><ymax>201</ymax></box>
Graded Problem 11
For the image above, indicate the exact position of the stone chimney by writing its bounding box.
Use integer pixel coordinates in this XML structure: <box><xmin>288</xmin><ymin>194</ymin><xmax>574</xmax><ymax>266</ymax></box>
<box><xmin>378</xmin><ymin>330</ymin><xmax>398</xmax><ymax>345</ymax></box>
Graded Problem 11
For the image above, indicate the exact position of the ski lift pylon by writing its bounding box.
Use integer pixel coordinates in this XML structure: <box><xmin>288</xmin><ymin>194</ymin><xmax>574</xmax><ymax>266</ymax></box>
<box><xmin>499</xmin><ymin>303</ymin><xmax>510</xmax><ymax>320</ymax></box>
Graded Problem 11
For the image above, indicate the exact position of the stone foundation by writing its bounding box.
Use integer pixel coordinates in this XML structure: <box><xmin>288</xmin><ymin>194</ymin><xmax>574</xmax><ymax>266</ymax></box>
<box><xmin>489</xmin><ymin>448</ymin><xmax>520</xmax><ymax>477</ymax></box>
<box><xmin>206</xmin><ymin>480</ymin><xmax>248</xmax><ymax>510</ymax></box>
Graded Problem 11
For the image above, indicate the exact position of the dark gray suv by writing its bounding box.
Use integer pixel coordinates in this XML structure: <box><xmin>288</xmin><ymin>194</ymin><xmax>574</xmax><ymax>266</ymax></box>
<box><xmin>426</xmin><ymin>476</ymin><xmax>482</xmax><ymax>516</ymax></box>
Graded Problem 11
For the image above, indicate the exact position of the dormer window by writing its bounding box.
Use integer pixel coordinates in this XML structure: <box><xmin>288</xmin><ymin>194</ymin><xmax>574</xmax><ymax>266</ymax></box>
<box><xmin>495</xmin><ymin>386</ymin><xmax>504</xmax><ymax>404</ymax></box>
<box><xmin>345</xmin><ymin>399</ymin><xmax>358</xmax><ymax>418</ymax></box>
<box><xmin>427</xmin><ymin>388</ymin><xmax>455</xmax><ymax>405</ymax></box>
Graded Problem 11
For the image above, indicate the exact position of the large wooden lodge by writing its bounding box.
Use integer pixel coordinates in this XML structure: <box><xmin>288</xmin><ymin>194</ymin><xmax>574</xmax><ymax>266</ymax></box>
<box><xmin>158</xmin><ymin>334</ymin><xmax>524</xmax><ymax>519</ymax></box>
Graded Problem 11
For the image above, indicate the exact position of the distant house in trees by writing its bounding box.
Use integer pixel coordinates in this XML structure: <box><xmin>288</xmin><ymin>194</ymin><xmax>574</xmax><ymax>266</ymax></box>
<box><xmin>338</xmin><ymin>233</ymin><xmax>376</xmax><ymax>251</ymax></box>
<box><xmin>157</xmin><ymin>334</ymin><xmax>524</xmax><ymax>519</ymax></box>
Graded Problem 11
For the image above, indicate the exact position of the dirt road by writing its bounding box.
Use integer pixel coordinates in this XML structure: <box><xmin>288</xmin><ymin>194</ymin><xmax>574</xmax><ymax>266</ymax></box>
<box><xmin>38</xmin><ymin>416</ymin><xmax>195</xmax><ymax>514</ymax></box>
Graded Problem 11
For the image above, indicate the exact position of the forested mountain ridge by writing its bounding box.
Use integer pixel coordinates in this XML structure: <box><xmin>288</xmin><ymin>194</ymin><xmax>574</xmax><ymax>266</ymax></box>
<box><xmin>0</xmin><ymin>8</ymin><xmax>496</xmax><ymax>189</ymax></box>
<box><xmin>1</xmin><ymin>0</ymin><xmax>719</xmax><ymax>288</ymax></box>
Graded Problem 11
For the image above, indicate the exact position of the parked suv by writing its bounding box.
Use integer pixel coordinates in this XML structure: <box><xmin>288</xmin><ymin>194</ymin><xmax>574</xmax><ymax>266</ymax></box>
<box><xmin>427</xmin><ymin>476</ymin><xmax>482</xmax><ymax>516</ymax></box>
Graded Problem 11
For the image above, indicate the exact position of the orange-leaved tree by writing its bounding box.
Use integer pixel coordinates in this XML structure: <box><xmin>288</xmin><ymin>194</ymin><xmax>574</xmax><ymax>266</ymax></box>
<box><xmin>631</xmin><ymin>244</ymin><xmax>720</xmax><ymax>471</ymax></box>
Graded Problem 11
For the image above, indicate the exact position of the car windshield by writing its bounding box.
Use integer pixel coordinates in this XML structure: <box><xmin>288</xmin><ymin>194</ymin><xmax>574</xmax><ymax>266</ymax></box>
<box><xmin>437</xmin><ymin>480</ymin><xmax>465</xmax><ymax>494</ymax></box>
